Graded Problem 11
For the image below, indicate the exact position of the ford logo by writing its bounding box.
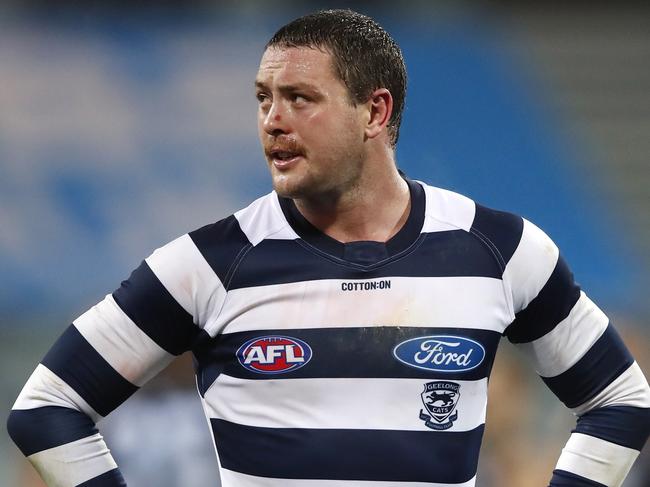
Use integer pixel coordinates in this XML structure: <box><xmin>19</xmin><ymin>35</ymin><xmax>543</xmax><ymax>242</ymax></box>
<box><xmin>393</xmin><ymin>335</ymin><xmax>485</xmax><ymax>372</ymax></box>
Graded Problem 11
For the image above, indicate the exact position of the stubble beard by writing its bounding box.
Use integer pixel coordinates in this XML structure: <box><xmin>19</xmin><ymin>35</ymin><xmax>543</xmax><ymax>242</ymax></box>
<box><xmin>271</xmin><ymin>147</ymin><xmax>366</xmax><ymax>207</ymax></box>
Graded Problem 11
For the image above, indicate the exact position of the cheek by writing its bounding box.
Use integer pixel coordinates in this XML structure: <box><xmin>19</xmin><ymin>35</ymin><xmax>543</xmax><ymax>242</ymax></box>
<box><xmin>302</xmin><ymin>110</ymin><xmax>323</xmax><ymax>130</ymax></box>
<box><xmin>306</xmin><ymin>111</ymin><xmax>356</xmax><ymax>141</ymax></box>
<box><xmin>257</xmin><ymin>111</ymin><xmax>266</xmax><ymax>135</ymax></box>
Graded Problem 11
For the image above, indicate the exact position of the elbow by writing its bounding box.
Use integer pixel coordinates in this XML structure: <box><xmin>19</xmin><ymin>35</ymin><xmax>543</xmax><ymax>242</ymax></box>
<box><xmin>7</xmin><ymin>406</ymin><xmax>98</xmax><ymax>457</ymax></box>
<box><xmin>7</xmin><ymin>409</ymin><xmax>36</xmax><ymax>456</ymax></box>
<box><xmin>576</xmin><ymin>405</ymin><xmax>650</xmax><ymax>452</ymax></box>
<box><xmin>641</xmin><ymin>406</ymin><xmax>650</xmax><ymax>439</ymax></box>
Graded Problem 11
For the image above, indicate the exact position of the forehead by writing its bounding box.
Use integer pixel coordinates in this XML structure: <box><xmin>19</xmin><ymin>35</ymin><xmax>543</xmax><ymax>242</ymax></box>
<box><xmin>256</xmin><ymin>46</ymin><xmax>338</xmax><ymax>86</ymax></box>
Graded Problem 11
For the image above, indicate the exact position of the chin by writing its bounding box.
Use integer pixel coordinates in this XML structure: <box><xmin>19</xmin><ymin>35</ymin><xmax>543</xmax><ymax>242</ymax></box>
<box><xmin>271</xmin><ymin>173</ymin><xmax>310</xmax><ymax>199</ymax></box>
<box><xmin>272</xmin><ymin>180</ymin><xmax>300</xmax><ymax>199</ymax></box>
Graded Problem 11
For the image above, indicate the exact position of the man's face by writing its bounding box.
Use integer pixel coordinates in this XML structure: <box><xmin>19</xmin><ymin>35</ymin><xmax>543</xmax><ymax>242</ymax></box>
<box><xmin>256</xmin><ymin>46</ymin><xmax>368</xmax><ymax>200</ymax></box>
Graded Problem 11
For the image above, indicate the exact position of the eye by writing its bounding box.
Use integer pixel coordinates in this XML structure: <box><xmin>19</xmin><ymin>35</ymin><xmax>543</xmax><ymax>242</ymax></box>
<box><xmin>256</xmin><ymin>92</ymin><xmax>270</xmax><ymax>104</ymax></box>
<box><xmin>291</xmin><ymin>94</ymin><xmax>308</xmax><ymax>105</ymax></box>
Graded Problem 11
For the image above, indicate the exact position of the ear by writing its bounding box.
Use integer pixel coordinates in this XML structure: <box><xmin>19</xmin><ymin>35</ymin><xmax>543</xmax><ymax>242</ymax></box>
<box><xmin>364</xmin><ymin>88</ymin><xmax>393</xmax><ymax>140</ymax></box>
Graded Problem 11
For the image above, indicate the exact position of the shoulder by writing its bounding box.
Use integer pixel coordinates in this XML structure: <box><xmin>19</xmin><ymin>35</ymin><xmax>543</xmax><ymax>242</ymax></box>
<box><xmin>419</xmin><ymin>181</ymin><xmax>561</xmax><ymax>284</ymax></box>
<box><xmin>148</xmin><ymin>192</ymin><xmax>297</xmax><ymax>287</ymax></box>
<box><xmin>134</xmin><ymin>192</ymin><xmax>296</xmax><ymax>329</ymax></box>
<box><xmin>189</xmin><ymin>191</ymin><xmax>295</xmax><ymax>247</ymax></box>
<box><xmin>419</xmin><ymin>181</ymin><xmax>569</xmax><ymax>323</ymax></box>
<box><xmin>419</xmin><ymin>182</ymin><xmax>527</xmax><ymax>268</ymax></box>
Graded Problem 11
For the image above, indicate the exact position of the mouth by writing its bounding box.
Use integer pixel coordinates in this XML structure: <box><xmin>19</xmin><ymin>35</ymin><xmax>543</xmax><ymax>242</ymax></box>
<box><xmin>267</xmin><ymin>148</ymin><xmax>304</xmax><ymax>170</ymax></box>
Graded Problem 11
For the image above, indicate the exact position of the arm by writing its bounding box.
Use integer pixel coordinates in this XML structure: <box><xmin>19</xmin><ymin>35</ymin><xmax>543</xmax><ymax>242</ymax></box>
<box><xmin>7</xmin><ymin>233</ymin><xmax>221</xmax><ymax>486</ymax></box>
<box><xmin>502</xmin><ymin>219</ymin><xmax>650</xmax><ymax>487</ymax></box>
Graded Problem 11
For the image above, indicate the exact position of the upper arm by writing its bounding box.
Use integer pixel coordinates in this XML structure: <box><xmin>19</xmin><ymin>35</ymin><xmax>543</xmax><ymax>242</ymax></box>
<box><xmin>499</xmin><ymin>218</ymin><xmax>650</xmax><ymax>486</ymax></box>
<box><xmin>7</xmin><ymin>232</ymin><xmax>227</xmax><ymax>486</ymax></box>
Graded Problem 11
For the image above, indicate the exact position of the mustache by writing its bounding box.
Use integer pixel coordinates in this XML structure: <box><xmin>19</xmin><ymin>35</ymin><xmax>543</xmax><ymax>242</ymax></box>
<box><xmin>264</xmin><ymin>137</ymin><xmax>306</xmax><ymax>157</ymax></box>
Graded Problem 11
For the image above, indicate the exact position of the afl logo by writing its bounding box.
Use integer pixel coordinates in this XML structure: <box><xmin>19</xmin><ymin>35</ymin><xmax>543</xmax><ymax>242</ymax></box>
<box><xmin>393</xmin><ymin>335</ymin><xmax>485</xmax><ymax>372</ymax></box>
<box><xmin>236</xmin><ymin>336</ymin><xmax>312</xmax><ymax>374</ymax></box>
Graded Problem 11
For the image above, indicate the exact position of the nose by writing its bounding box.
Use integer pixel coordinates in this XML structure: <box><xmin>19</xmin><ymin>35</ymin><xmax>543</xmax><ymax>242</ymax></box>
<box><xmin>262</xmin><ymin>101</ymin><xmax>288</xmax><ymax>136</ymax></box>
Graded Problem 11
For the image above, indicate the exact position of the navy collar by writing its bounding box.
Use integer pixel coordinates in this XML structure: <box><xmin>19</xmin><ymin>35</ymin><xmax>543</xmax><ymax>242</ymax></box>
<box><xmin>278</xmin><ymin>177</ymin><xmax>425</xmax><ymax>266</ymax></box>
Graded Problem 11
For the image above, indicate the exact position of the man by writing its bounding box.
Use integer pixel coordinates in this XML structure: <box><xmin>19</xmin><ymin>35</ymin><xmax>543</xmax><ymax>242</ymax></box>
<box><xmin>7</xmin><ymin>9</ymin><xmax>650</xmax><ymax>487</ymax></box>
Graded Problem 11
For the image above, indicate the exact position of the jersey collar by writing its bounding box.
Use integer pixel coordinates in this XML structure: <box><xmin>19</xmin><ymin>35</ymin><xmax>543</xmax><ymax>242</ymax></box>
<box><xmin>277</xmin><ymin>176</ymin><xmax>425</xmax><ymax>266</ymax></box>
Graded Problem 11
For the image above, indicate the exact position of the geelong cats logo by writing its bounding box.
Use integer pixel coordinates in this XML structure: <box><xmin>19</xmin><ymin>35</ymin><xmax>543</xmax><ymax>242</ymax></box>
<box><xmin>419</xmin><ymin>381</ymin><xmax>461</xmax><ymax>430</ymax></box>
<box><xmin>237</xmin><ymin>336</ymin><xmax>312</xmax><ymax>374</ymax></box>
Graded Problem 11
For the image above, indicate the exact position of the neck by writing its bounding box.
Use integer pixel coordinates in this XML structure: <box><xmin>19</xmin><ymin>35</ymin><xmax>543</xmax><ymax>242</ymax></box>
<box><xmin>293</xmin><ymin>162</ymin><xmax>410</xmax><ymax>244</ymax></box>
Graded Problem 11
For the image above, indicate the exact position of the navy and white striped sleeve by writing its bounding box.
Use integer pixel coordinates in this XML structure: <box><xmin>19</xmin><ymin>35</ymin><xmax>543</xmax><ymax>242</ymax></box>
<box><xmin>502</xmin><ymin>218</ymin><xmax>650</xmax><ymax>487</ymax></box>
<box><xmin>7</xmin><ymin>233</ymin><xmax>226</xmax><ymax>486</ymax></box>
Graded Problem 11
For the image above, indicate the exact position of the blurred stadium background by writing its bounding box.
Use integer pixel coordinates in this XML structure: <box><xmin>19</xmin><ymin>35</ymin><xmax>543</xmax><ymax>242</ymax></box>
<box><xmin>1</xmin><ymin>1</ymin><xmax>649</xmax><ymax>485</ymax></box>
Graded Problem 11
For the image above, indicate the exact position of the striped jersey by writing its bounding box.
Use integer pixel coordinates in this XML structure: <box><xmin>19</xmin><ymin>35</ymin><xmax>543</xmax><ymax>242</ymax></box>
<box><xmin>8</xmin><ymin>179</ymin><xmax>650</xmax><ymax>487</ymax></box>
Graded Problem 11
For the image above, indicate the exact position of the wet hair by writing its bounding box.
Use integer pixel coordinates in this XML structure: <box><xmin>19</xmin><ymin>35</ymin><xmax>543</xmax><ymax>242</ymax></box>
<box><xmin>266</xmin><ymin>9</ymin><xmax>407</xmax><ymax>147</ymax></box>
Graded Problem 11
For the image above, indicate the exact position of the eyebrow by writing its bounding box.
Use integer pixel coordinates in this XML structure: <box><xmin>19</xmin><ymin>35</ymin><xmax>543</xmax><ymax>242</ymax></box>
<box><xmin>254</xmin><ymin>80</ymin><xmax>318</xmax><ymax>94</ymax></box>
